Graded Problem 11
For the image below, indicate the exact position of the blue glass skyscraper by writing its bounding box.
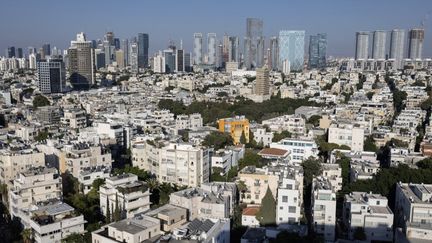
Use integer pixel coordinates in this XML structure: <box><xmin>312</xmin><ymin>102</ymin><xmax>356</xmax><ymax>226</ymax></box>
<box><xmin>308</xmin><ymin>33</ymin><xmax>327</xmax><ymax>69</ymax></box>
<box><xmin>138</xmin><ymin>33</ymin><xmax>149</xmax><ymax>68</ymax></box>
<box><xmin>278</xmin><ymin>30</ymin><xmax>305</xmax><ymax>72</ymax></box>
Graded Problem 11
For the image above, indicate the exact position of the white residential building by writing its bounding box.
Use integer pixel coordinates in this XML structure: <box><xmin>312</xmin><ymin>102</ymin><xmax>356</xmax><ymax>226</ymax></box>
<box><xmin>175</xmin><ymin>113</ymin><xmax>203</xmax><ymax>130</ymax></box>
<box><xmin>0</xmin><ymin>143</ymin><xmax>45</xmax><ymax>183</ymax></box>
<box><xmin>61</xmin><ymin>108</ymin><xmax>87</xmax><ymax>129</ymax></box>
<box><xmin>343</xmin><ymin>192</ymin><xmax>394</xmax><ymax>242</ymax></box>
<box><xmin>78</xmin><ymin>166</ymin><xmax>111</xmax><ymax>194</ymax></box>
<box><xmin>92</xmin><ymin>214</ymin><xmax>160</xmax><ymax>243</ymax></box>
<box><xmin>60</xmin><ymin>142</ymin><xmax>112</xmax><ymax>178</ymax></box>
<box><xmin>131</xmin><ymin>141</ymin><xmax>210</xmax><ymax>187</ymax></box>
<box><xmin>99</xmin><ymin>173</ymin><xmax>151</xmax><ymax>219</ymax></box>
<box><xmin>29</xmin><ymin>201</ymin><xmax>86</xmax><ymax>243</ymax></box>
<box><xmin>321</xmin><ymin>163</ymin><xmax>343</xmax><ymax>192</ymax></box>
<box><xmin>276</xmin><ymin>166</ymin><xmax>304</xmax><ymax>225</ymax></box>
<box><xmin>251</xmin><ymin>127</ymin><xmax>274</xmax><ymax>147</ymax></box>
<box><xmin>395</xmin><ymin>183</ymin><xmax>432</xmax><ymax>242</ymax></box>
<box><xmin>262</xmin><ymin>114</ymin><xmax>306</xmax><ymax>135</ymax></box>
<box><xmin>311</xmin><ymin>177</ymin><xmax>336</xmax><ymax>242</ymax></box>
<box><xmin>211</xmin><ymin>146</ymin><xmax>245</xmax><ymax>173</ymax></box>
<box><xmin>328</xmin><ymin>123</ymin><xmax>365</xmax><ymax>152</ymax></box>
<box><xmin>270</xmin><ymin>138</ymin><xmax>319</xmax><ymax>164</ymax></box>
<box><xmin>9</xmin><ymin>167</ymin><xmax>62</xmax><ymax>220</ymax></box>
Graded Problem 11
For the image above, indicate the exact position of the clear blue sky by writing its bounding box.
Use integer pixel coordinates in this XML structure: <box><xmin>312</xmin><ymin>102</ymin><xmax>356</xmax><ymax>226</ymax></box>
<box><xmin>1</xmin><ymin>0</ymin><xmax>432</xmax><ymax>57</ymax></box>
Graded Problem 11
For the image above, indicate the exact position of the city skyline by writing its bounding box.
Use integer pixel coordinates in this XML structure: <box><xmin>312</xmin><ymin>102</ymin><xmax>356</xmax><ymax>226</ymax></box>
<box><xmin>1</xmin><ymin>0</ymin><xmax>432</xmax><ymax>57</ymax></box>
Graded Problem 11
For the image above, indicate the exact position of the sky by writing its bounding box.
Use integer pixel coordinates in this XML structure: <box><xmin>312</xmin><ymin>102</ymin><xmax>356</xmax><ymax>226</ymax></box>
<box><xmin>1</xmin><ymin>0</ymin><xmax>432</xmax><ymax>57</ymax></box>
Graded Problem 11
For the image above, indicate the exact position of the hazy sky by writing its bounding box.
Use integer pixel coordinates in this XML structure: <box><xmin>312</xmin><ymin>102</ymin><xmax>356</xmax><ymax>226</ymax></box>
<box><xmin>1</xmin><ymin>0</ymin><xmax>432</xmax><ymax>57</ymax></box>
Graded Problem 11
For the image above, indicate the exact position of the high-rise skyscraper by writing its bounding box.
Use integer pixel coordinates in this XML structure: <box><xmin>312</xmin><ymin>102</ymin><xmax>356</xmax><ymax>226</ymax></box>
<box><xmin>176</xmin><ymin>48</ymin><xmax>185</xmax><ymax>72</ymax></box>
<box><xmin>228</xmin><ymin>36</ymin><xmax>239</xmax><ymax>62</ymax></box>
<box><xmin>6</xmin><ymin>46</ymin><xmax>15</xmax><ymax>58</ymax></box>
<box><xmin>222</xmin><ymin>34</ymin><xmax>230</xmax><ymax>65</ymax></box>
<box><xmin>115</xmin><ymin>50</ymin><xmax>125</xmax><ymax>68</ymax></box>
<box><xmin>68</xmin><ymin>32</ymin><xmax>95</xmax><ymax>89</ymax></box>
<box><xmin>130</xmin><ymin>42</ymin><xmax>139</xmax><ymax>73</ymax></box>
<box><xmin>37</xmin><ymin>57</ymin><xmax>66</xmax><ymax>94</ymax></box>
<box><xmin>372</xmin><ymin>30</ymin><xmax>387</xmax><ymax>60</ymax></box>
<box><xmin>184</xmin><ymin>52</ymin><xmax>192</xmax><ymax>72</ymax></box>
<box><xmin>355</xmin><ymin>31</ymin><xmax>370</xmax><ymax>60</ymax></box>
<box><xmin>29</xmin><ymin>53</ymin><xmax>37</xmax><ymax>69</ymax></box>
<box><xmin>255</xmin><ymin>66</ymin><xmax>270</xmax><ymax>96</ymax></box>
<box><xmin>114</xmin><ymin>38</ymin><xmax>120</xmax><ymax>50</ymax></box>
<box><xmin>207</xmin><ymin>33</ymin><xmax>217</xmax><ymax>65</ymax></box>
<box><xmin>309</xmin><ymin>33</ymin><xmax>327</xmax><ymax>69</ymax></box>
<box><xmin>121</xmin><ymin>39</ymin><xmax>129</xmax><ymax>66</ymax></box>
<box><xmin>137</xmin><ymin>33</ymin><xmax>149</xmax><ymax>68</ymax></box>
<box><xmin>104</xmin><ymin>32</ymin><xmax>115</xmax><ymax>46</ymax></box>
<box><xmin>408</xmin><ymin>28</ymin><xmax>424</xmax><ymax>60</ymax></box>
<box><xmin>163</xmin><ymin>49</ymin><xmax>175</xmax><ymax>73</ymax></box>
<box><xmin>17</xmin><ymin>48</ymin><xmax>23</xmax><ymax>58</ymax></box>
<box><xmin>94</xmin><ymin>49</ymin><xmax>105</xmax><ymax>70</ymax></box>
<box><xmin>269</xmin><ymin>37</ymin><xmax>279</xmax><ymax>70</ymax></box>
<box><xmin>390</xmin><ymin>29</ymin><xmax>405</xmax><ymax>69</ymax></box>
<box><xmin>244</xmin><ymin>18</ymin><xmax>264</xmax><ymax>70</ymax></box>
<box><xmin>42</xmin><ymin>43</ymin><xmax>51</xmax><ymax>58</ymax></box>
<box><xmin>193</xmin><ymin>33</ymin><xmax>203</xmax><ymax>65</ymax></box>
<box><xmin>278</xmin><ymin>30</ymin><xmax>305</xmax><ymax>72</ymax></box>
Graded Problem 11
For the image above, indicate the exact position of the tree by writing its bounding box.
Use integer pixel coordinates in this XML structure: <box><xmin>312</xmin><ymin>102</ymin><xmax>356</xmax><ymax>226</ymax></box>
<box><xmin>238</xmin><ymin>150</ymin><xmax>264</xmax><ymax>170</ymax></box>
<box><xmin>106</xmin><ymin>197</ymin><xmax>111</xmax><ymax>223</ymax></box>
<box><xmin>307</xmin><ymin>115</ymin><xmax>321</xmax><ymax>127</ymax></box>
<box><xmin>240</xmin><ymin>130</ymin><xmax>247</xmax><ymax>144</ymax></box>
<box><xmin>364</xmin><ymin>136</ymin><xmax>378</xmax><ymax>152</ymax></box>
<box><xmin>21</xmin><ymin>228</ymin><xmax>32</xmax><ymax>243</ymax></box>
<box><xmin>202</xmin><ymin>131</ymin><xmax>234</xmax><ymax>150</ymax></box>
<box><xmin>416</xmin><ymin>158</ymin><xmax>432</xmax><ymax>169</ymax></box>
<box><xmin>366</xmin><ymin>91</ymin><xmax>374</xmax><ymax>100</ymax></box>
<box><xmin>353</xmin><ymin>227</ymin><xmax>367</xmax><ymax>241</ymax></box>
<box><xmin>302</xmin><ymin>158</ymin><xmax>322</xmax><ymax>187</ymax></box>
<box><xmin>61</xmin><ymin>233</ymin><xmax>86</xmax><ymax>243</ymax></box>
<box><xmin>272</xmin><ymin>131</ymin><xmax>292</xmax><ymax>142</ymax></box>
<box><xmin>113</xmin><ymin>194</ymin><xmax>121</xmax><ymax>221</ymax></box>
<box><xmin>32</xmin><ymin>94</ymin><xmax>50</xmax><ymax>109</ymax></box>
<box><xmin>210</xmin><ymin>167</ymin><xmax>226</xmax><ymax>182</ymax></box>
<box><xmin>34</xmin><ymin>130</ymin><xmax>49</xmax><ymax>142</ymax></box>
<box><xmin>393</xmin><ymin>90</ymin><xmax>407</xmax><ymax>114</ymax></box>
<box><xmin>255</xmin><ymin>187</ymin><xmax>276</xmax><ymax>226</ymax></box>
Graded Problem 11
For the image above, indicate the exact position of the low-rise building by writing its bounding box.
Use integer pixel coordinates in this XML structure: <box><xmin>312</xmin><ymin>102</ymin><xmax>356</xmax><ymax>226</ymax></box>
<box><xmin>242</xmin><ymin>206</ymin><xmax>260</xmax><ymax>227</ymax></box>
<box><xmin>92</xmin><ymin>214</ymin><xmax>161</xmax><ymax>243</ymax></box>
<box><xmin>328</xmin><ymin>123</ymin><xmax>365</xmax><ymax>152</ymax></box>
<box><xmin>395</xmin><ymin>183</ymin><xmax>432</xmax><ymax>242</ymax></box>
<box><xmin>9</xmin><ymin>167</ymin><xmax>62</xmax><ymax>220</ymax></box>
<box><xmin>0</xmin><ymin>143</ymin><xmax>45</xmax><ymax>183</ymax></box>
<box><xmin>29</xmin><ymin>201</ymin><xmax>86</xmax><ymax>243</ymax></box>
<box><xmin>311</xmin><ymin>177</ymin><xmax>336</xmax><ymax>242</ymax></box>
<box><xmin>238</xmin><ymin>166</ymin><xmax>279</xmax><ymax>205</ymax></box>
<box><xmin>78</xmin><ymin>165</ymin><xmax>111</xmax><ymax>194</ymax></box>
<box><xmin>99</xmin><ymin>173</ymin><xmax>151</xmax><ymax>219</ymax></box>
<box><xmin>343</xmin><ymin>192</ymin><xmax>394</xmax><ymax>242</ymax></box>
<box><xmin>276</xmin><ymin>166</ymin><xmax>304</xmax><ymax>225</ymax></box>
<box><xmin>270</xmin><ymin>138</ymin><xmax>319</xmax><ymax>164</ymax></box>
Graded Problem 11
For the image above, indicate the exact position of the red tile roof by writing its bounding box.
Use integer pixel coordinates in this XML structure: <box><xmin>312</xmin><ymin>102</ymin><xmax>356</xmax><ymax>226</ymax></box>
<box><xmin>242</xmin><ymin>207</ymin><xmax>260</xmax><ymax>216</ymax></box>
<box><xmin>258</xmin><ymin>148</ymin><xmax>289</xmax><ymax>157</ymax></box>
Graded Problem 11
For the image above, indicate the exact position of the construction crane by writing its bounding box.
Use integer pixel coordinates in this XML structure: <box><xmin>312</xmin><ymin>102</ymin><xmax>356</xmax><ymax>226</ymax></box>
<box><xmin>420</xmin><ymin>11</ymin><xmax>432</xmax><ymax>28</ymax></box>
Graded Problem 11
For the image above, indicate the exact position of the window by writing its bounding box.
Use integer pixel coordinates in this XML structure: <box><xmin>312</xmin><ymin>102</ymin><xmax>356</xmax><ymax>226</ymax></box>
<box><xmin>279</xmin><ymin>206</ymin><xmax>283</xmax><ymax>210</ymax></box>
<box><xmin>288</xmin><ymin>206</ymin><xmax>296</xmax><ymax>213</ymax></box>
<box><xmin>282</xmin><ymin>196</ymin><xmax>288</xmax><ymax>202</ymax></box>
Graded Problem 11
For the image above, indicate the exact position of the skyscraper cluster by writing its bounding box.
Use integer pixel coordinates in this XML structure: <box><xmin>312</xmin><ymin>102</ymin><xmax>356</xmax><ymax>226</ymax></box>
<box><xmin>354</xmin><ymin>28</ymin><xmax>425</xmax><ymax>68</ymax></box>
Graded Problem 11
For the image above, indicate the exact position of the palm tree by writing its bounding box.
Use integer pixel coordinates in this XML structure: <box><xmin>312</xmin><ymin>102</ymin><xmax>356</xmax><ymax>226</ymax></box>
<box><xmin>21</xmin><ymin>228</ymin><xmax>33</xmax><ymax>243</ymax></box>
<box><xmin>146</xmin><ymin>178</ymin><xmax>160</xmax><ymax>193</ymax></box>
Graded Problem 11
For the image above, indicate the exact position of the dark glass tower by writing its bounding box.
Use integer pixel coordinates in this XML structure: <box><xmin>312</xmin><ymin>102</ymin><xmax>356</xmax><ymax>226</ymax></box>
<box><xmin>308</xmin><ymin>33</ymin><xmax>327</xmax><ymax>69</ymax></box>
<box><xmin>137</xmin><ymin>33</ymin><xmax>149</xmax><ymax>68</ymax></box>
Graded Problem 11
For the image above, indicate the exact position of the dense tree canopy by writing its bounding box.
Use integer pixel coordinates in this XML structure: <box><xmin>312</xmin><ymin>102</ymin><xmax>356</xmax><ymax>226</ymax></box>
<box><xmin>158</xmin><ymin>97</ymin><xmax>319</xmax><ymax>124</ymax></box>
<box><xmin>202</xmin><ymin>131</ymin><xmax>234</xmax><ymax>150</ymax></box>
<box><xmin>33</xmin><ymin>94</ymin><xmax>50</xmax><ymax>109</ymax></box>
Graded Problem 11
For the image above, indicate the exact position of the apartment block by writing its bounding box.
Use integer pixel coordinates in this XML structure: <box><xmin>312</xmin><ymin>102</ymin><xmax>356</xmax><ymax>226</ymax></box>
<box><xmin>270</xmin><ymin>138</ymin><xmax>319</xmax><ymax>164</ymax></box>
<box><xmin>9</xmin><ymin>167</ymin><xmax>62</xmax><ymax>220</ymax></box>
<box><xmin>276</xmin><ymin>166</ymin><xmax>304</xmax><ymax>225</ymax></box>
<box><xmin>343</xmin><ymin>192</ymin><xmax>394</xmax><ymax>242</ymax></box>
<box><xmin>218</xmin><ymin>116</ymin><xmax>250</xmax><ymax>144</ymax></box>
<box><xmin>311</xmin><ymin>177</ymin><xmax>337</xmax><ymax>242</ymax></box>
<box><xmin>328</xmin><ymin>123</ymin><xmax>365</xmax><ymax>152</ymax></box>
<box><xmin>238</xmin><ymin>166</ymin><xmax>279</xmax><ymax>205</ymax></box>
<box><xmin>99</xmin><ymin>173</ymin><xmax>151</xmax><ymax>219</ymax></box>
<box><xmin>395</xmin><ymin>183</ymin><xmax>432</xmax><ymax>242</ymax></box>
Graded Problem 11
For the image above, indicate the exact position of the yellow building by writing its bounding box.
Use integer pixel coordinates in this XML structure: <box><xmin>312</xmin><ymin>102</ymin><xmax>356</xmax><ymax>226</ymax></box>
<box><xmin>218</xmin><ymin>116</ymin><xmax>250</xmax><ymax>144</ymax></box>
